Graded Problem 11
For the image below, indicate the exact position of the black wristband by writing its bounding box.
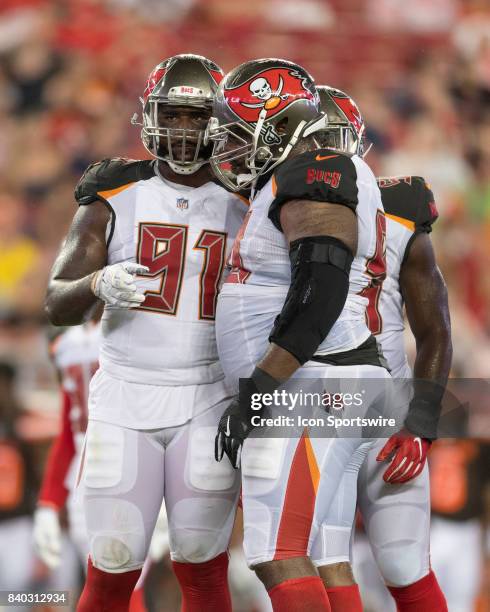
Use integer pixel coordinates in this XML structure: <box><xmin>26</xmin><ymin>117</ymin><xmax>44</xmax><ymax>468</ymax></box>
<box><xmin>238</xmin><ymin>367</ymin><xmax>279</xmax><ymax>418</ymax></box>
<box><xmin>404</xmin><ymin>397</ymin><xmax>441</xmax><ymax>440</ymax></box>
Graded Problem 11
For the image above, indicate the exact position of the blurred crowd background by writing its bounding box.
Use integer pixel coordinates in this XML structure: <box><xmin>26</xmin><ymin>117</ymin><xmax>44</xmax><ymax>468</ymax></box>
<box><xmin>1</xmin><ymin>0</ymin><xmax>490</xmax><ymax>386</ymax></box>
<box><xmin>0</xmin><ymin>0</ymin><xmax>488</xmax><ymax>610</ymax></box>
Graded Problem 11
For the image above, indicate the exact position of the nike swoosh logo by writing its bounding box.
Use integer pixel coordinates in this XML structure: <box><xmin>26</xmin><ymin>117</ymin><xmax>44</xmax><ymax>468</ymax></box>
<box><xmin>315</xmin><ymin>154</ymin><xmax>339</xmax><ymax>161</ymax></box>
<box><xmin>224</xmin><ymin>416</ymin><xmax>231</xmax><ymax>437</ymax></box>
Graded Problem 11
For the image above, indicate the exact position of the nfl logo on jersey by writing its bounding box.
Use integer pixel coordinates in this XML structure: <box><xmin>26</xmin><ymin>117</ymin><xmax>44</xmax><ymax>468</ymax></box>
<box><xmin>176</xmin><ymin>197</ymin><xmax>189</xmax><ymax>210</ymax></box>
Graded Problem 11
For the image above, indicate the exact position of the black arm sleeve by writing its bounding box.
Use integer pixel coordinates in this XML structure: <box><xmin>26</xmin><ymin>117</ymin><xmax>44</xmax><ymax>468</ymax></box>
<box><xmin>269</xmin><ymin>236</ymin><xmax>353</xmax><ymax>365</ymax></box>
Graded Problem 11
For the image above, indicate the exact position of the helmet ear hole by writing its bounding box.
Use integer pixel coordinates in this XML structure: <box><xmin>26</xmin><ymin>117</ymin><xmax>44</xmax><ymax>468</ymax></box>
<box><xmin>276</xmin><ymin>117</ymin><xmax>289</xmax><ymax>135</ymax></box>
<box><xmin>255</xmin><ymin>147</ymin><xmax>271</xmax><ymax>161</ymax></box>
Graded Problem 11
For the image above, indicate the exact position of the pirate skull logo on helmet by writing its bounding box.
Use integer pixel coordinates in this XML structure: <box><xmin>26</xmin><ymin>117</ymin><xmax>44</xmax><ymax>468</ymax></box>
<box><xmin>208</xmin><ymin>58</ymin><xmax>324</xmax><ymax>191</ymax></box>
<box><xmin>250</xmin><ymin>77</ymin><xmax>272</xmax><ymax>100</ymax></box>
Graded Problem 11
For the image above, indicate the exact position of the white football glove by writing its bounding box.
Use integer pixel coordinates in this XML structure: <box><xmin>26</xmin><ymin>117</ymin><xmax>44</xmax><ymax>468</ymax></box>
<box><xmin>148</xmin><ymin>503</ymin><xmax>169</xmax><ymax>563</ymax></box>
<box><xmin>91</xmin><ymin>261</ymin><xmax>149</xmax><ymax>308</ymax></box>
<box><xmin>33</xmin><ymin>505</ymin><xmax>62</xmax><ymax>570</ymax></box>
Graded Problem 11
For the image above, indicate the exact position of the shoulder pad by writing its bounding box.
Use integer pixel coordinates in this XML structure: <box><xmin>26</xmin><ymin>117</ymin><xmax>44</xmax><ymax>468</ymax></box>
<box><xmin>377</xmin><ymin>176</ymin><xmax>438</xmax><ymax>232</ymax></box>
<box><xmin>268</xmin><ymin>149</ymin><xmax>359</xmax><ymax>232</ymax></box>
<box><xmin>74</xmin><ymin>158</ymin><xmax>155</xmax><ymax>205</ymax></box>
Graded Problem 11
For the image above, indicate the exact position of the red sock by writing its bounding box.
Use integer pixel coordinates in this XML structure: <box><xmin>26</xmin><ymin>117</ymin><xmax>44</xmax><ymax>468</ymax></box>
<box><xmin>387</xmin><ymin>570</ymin><xmax>448</xmax><ymax>612</ymax></box>
<box><xmin>128</xmin><ymin>557</ymin><xmax>151</xmax><ymax>612</ymax></box>
<box><xmin>77</xmin><ymin>558</ymin><xmax>142</xmax><ymax>612</ymax></box>
<box><xmin>128</xmin><ymin>587</ymin><xmax>147</xmax><ymax>612</ymax></box>
<box><xmin>172</xmin><ymin>552</ymin><xmax>231</xmax><ymax>612</ymax></box>
<box><xmin>325</xmin><ymin>584</ymin><xmax>362</xmax><ymax>612</ymax></box>
<box><xmin>268</xmin><ymin>576</ymin><xmax>331</xmax><ymax>611</ymax></box>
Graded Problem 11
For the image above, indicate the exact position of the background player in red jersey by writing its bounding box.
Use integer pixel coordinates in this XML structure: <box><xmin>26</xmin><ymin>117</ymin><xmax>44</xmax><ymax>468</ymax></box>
<box><xmin>44</xmin><ymin>54</ymin><xmax>247</xmax><ymax>612</ymax></box>
<box><xmin>312</xmin><ymin>86</ymin><xmax>451</xmax><ymax>612</ymax></box>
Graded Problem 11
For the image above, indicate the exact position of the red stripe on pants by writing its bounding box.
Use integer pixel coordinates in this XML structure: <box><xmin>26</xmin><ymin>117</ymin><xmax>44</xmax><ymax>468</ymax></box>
<box><xmin>274</xmin><ymin>434</ymin><xmax>317</xmax><ymax>560</ymax></box>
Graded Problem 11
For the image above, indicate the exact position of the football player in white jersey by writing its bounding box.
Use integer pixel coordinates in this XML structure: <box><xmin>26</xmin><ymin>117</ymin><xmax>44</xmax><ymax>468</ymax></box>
<box><xmin>34</xmin><ymin>320</ymin><xmax>100</xmax><ymax>567</ymax></box>
<box><xmin>208</xmin><ymin>58</ymin><xmax>391</xmax><ymax>611</ymax></box>
<box><xmin>312</xmin><ymin>86</ymin><xmax>451</xmax><ymax>612</ymax></box>
<box><xmin>33</xmin><ymin>315</ymin><xmax>169</xmax><ymax>611</ymax></box>
<box><xmin>44</xmin><ymin>54</ymin><xmax>247</xmax><ymax>612</ymax></box>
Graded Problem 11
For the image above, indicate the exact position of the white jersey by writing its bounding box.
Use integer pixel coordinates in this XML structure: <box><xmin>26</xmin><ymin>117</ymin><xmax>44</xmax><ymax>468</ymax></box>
<box><xmin>75</xmin><ymin>158</ymin><xmax>247</xmax><ymax>387</ymax></box>
<box><xmin>39</xmin><ymin>324</ymin><xmax>99</xmax><ymax>515</ymax></box>
<box><xmin>220</xmin><ymin>150</ymin><xmax>385</xmax><ymax>357</ymax></box>
<box><xmin>50</xmin><ymin>322</ymin><xmax>100</xmax><ymax>454</ymax></box>
<box><xmin>375</xmin><ymin>176</ymin><xmax>438</xmax><ymax>377</ymax></box>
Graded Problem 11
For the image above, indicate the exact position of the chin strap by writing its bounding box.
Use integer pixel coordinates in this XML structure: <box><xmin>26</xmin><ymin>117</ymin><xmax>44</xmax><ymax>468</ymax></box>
<box><xmin>167</xmin><ymin>159</ymin><xmax>205</xmax><ymax>175</ymax></box>
<box><xmin>236</xmin><ymin>173</ymin><xmax>254</xmax><ymax>187</ymax></box>
<box><xmin>154</xmin><ymin>158</ymin><xmax>206</xmax><ymax>178</ymax></box>
<box><xmin>362</xmin><ymin>142</ymin><xmax>373</xmax><ymax>158</ymax></box>
<box><xmin>252</xmin><ymin>109</ymin><xmax>267</xmax><ymax>154</ymax></box>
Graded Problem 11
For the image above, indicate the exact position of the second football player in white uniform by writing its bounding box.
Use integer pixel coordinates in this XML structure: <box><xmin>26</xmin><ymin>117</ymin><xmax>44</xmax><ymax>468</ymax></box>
<box><xmin>312</xmin><ymin>86</ymin><xmax>451</xmax><ymax>612</ymax></box>
<box><xmin>209</xmin><ymin>59</ymin><xmax>391</xmax><ymax>611</ymax></box>
<box><xmin>45</xmin><ymin>54</ymin><xmax>247</xmax><ymax>612</ymax></box>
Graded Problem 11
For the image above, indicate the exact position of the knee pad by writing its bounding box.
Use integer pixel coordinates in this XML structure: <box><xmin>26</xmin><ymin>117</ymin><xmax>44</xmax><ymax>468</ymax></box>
<box><xmin>170</xmin><ymin>498</ymin><xmax>235</xmax><ymax>563</ymax></box>
<box><xmin>376</xmin><ymin>542</ymin><xmax>428</xmax><ymax>587</ymax></box>
<box><xmin>91</xmin><ymin>536</ymin><xmax>134</xmax><ymax>573</ymax></box>
<box><xmin>368</xmin><ymin>505</ymin><xmax>430</xmax><ymax>586</ymax></box>
<box><xmin>87</xmin><ymin>498</ymin><xmax>146</xmax><ymax>572</ymax></box>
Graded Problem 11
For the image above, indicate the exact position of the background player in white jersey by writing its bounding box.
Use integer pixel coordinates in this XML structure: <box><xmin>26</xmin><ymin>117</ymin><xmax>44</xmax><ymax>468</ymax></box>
<box><xmin>312</xmin><ymin>86</ymin><xmax>451</xmax><ymax>612</ymax></box>
<box><xmin>208</xmin><ymin>58</ymin><xmax>391</xmax><ymax>612</ymax></box>
<box><xmin>33</xmin><ymin>316</ymin><xmax>169</xmax><ymax>611</ymax></box>
<box><xmin>44</xmin><ymin>54</ymin><xmax>247</xmax><ymax>612</ymax></box>
<box><xmin>34</xmin><ymin>319</ymin><xmax>100</xmax><ymax>567</ymax></box>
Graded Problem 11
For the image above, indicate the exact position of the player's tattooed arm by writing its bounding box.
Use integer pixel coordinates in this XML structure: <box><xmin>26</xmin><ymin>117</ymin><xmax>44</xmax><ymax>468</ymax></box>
<box><xmin>45</xmin><ymin>202</ymin><xmax>110</xmax><ymax>326</ymax></box>
<box><xmin>257</xmin><ymin>200</ymin><xmax>357</xmax><ymax>380</ymax></box>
